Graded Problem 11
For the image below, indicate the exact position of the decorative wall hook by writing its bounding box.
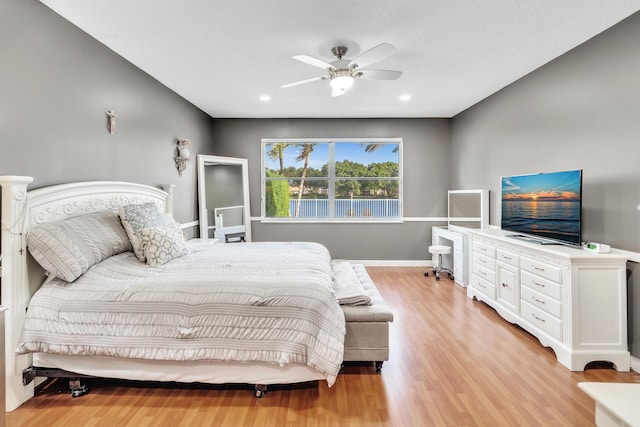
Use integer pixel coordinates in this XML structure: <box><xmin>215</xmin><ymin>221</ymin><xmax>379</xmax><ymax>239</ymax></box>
<box><xmin>105</xmin><ymin>110</ymin><xmax>118</xmax><ymax>135</ymax></box>
<box><xmin>175</xmin><ymin>138</ymin><xmax>191</xmax><ymax>176</ymax></box>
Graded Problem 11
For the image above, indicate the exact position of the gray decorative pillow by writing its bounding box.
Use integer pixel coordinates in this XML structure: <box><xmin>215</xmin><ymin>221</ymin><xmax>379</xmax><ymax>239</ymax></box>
<box><xmin>27</xmin><ymin>210</ymin><xmax>132</xmax><ymax>282</ymax></box>
<box><xmin>119</xmin><ymin>202</ymin><xmax>164</xmax><ymax>262</ymax></box>
<box><xmin>139</xmin><ymin>221</ymin><xmax>190</xmax><ymax>266</ymax></box>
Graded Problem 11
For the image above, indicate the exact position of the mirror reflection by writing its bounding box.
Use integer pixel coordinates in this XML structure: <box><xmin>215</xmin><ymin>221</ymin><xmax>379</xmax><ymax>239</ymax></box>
<box><xmin>197</xmin><ymin>155</ymin><xmax>251</xmax><ymax>242</ymax></box>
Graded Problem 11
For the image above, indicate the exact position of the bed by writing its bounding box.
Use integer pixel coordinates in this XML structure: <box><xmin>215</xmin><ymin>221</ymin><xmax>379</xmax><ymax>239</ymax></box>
<box><xmin>0</xmin><ymin>177</ymin><xmax>357</xmax><ymax>410</ymax></box>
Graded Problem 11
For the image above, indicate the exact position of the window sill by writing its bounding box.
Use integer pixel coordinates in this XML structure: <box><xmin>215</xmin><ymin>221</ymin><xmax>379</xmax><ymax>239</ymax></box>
<box><xmin>260</xmin><ymin>218</ymin><xmax>404</xmax><ymax>224</ymax></box>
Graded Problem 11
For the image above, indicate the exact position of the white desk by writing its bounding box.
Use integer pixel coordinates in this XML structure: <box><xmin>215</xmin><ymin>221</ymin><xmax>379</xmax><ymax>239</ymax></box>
<box><xmin>578</xmin><ymin>382</ymin><xmax>640</xmax><ymax>427</ymax></box>
<box><xmin>431</xmin><ymin>226</ymin><xmax>469</xmax><ymax>287</ymax></box>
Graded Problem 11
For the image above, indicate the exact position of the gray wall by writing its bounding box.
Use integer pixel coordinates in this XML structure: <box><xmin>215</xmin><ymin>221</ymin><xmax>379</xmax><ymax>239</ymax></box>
<box><xmin>451</xmin><ymin>12</ymin><xmax>640</xmax><ymax>356</ymax></box>
<box><xmin>0</xmin><ymin>0</ymin><xmax>214</xmax><ymax>227</ymax></box>
<box><xmin>211</xmin><ymin>118</ymin><xmax>451</xmax><ymax>260</ymax></box>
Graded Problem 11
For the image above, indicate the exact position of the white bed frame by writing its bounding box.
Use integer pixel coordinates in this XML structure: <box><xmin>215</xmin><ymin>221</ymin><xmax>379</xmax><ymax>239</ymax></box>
<box><xmin>0</xmin><ymin>176</ymin><xmax>321</xmax><ymax>411</ymax></box>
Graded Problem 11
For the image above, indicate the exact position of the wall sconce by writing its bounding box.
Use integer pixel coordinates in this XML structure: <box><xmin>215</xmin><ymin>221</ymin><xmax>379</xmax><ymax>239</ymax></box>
<box><xmin>105</xmin><ymin>110</ymin><xmax>117</xmax><ymax>134</ymax></box>
<box><xmin>175</xmin><ymin>138</ymin><xmax>191</xmax><ymax>176</ymax></box>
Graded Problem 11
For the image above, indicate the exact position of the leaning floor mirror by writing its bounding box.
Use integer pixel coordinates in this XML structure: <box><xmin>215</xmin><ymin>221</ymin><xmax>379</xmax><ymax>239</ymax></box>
<box><xmin>196</xmin><ymin>154</ymin><xmax>252</xmax><ymax>242</ymax></box>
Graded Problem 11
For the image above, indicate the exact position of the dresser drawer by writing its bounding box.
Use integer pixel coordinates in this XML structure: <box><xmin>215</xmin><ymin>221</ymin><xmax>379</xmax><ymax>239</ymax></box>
<box><xmin>473</xmin><ymin>241</ymin><xmax>496</xmax><ymax>258</ymax></box>
<box><xmin>521</xmin><ymin>257</ymin><xmax>562</xmax><ymax>283</ymax></box>
<box><xmin>496</xmin><ymin>249</ymin><xmax>519</xmax><ymax>267</ymax></box>
<box><xmin>471</xmin><ymin>274</ymin><xmax>495</xmax><ymax>300</ymax></box>
<box><xmin>521</xmin><ymin>300</ymin><xmax>562</xmax><ymax>340</ymax></box>
<box><xmin>473</xmin><ymin>252</ymin><xmax>495</xmax><ymax>271</ymax></box>
<box><xmin>472</xmin><ymin>263</ymin><xmax>495</xmax><ymax>283</ymax></box>
<box><xmin>521</xmin><ymin>270</ymin><xmax>561</xmax><ymax>300</ymax></box>
<box><xmin>521</xmin><ymin>285</ymin><xmax>561</xmax><ymax>318</ymax></box>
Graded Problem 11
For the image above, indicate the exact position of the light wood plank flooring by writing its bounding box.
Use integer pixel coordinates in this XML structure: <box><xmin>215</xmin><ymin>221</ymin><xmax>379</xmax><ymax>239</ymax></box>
<box><xmin>5</xmin><ymin>267</ymin><xmax>640</xmax><ymax>426</ymax></box>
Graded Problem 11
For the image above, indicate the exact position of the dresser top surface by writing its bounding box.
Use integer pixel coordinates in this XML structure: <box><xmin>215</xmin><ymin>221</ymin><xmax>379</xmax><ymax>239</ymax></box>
<box><xmin>468</xmin><ymin>228</ymin><xmax>628</xmax><ymax>261</ymax></box>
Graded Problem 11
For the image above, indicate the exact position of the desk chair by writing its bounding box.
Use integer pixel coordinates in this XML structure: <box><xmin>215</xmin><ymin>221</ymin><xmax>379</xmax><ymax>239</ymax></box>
<box><xmin>425</xmin><ymin>245</ymin><xmax>454</xmax><ymax>281</ymax></box>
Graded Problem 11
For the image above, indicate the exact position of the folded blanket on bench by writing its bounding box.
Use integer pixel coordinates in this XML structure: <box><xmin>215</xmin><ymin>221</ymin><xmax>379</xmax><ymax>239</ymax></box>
<box><xmin>332</xmin><ymin>259</ymin><xmax>372</xmax><ymax>306</ymax></box>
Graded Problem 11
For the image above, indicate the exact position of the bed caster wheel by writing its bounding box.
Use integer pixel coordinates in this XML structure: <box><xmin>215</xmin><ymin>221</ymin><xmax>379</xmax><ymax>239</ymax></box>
<box><xmin>70</xmin><ymin>385</ymin><xmax>89</xmax><ymax>398</ymax></box>
<box><xmin>375</xmin><ymin>361</ymin><xmax>383</xmax><ymax>373</ymax></box>
<box><xmin>254</xmin><ymin>384</ymin><xmax>267</xmax><ymax>398</ymax></box>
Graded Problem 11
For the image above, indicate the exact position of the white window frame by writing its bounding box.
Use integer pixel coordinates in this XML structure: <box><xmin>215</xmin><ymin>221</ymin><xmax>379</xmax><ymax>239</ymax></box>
<box><xmin>261</xmin><ymin>137</ymin><xmax>403</xmax><ymax>223</ymax></box>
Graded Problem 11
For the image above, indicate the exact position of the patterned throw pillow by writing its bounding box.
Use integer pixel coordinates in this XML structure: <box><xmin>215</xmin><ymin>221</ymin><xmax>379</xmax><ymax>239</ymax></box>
<box><xmin>139</xmin><ymin>221</ymin><xmax>190</xmax><ymax>266</ymax></box>
<box><xmin>118</xmin><ymin>202</ymin><xmax>164</xmax><ymax>262</ymax></box>
<box><xmin>27</xmin><ymin>210</ymin><xmax>132</xmax><ymax>282</ymax></box>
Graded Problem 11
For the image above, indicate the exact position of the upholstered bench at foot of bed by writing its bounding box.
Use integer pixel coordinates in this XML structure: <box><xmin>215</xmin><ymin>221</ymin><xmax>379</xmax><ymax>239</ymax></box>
<box><xmin>341</xmin><ymin>264</ymin><xmax>394</xmax><ymax>373</ymax></box>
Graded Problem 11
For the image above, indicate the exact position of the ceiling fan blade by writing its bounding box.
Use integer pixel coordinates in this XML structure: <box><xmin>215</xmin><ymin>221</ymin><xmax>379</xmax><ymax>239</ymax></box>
<box><xmin>348</xmin><ymin>43</ymin><xmax>397</xmax><ymax>69</ymax></box>
<box><xmin>280</xmin><ymin>76</ymin><xmax>325</xmax><ymax>88</ymax></box>
<box><xmin>331</xmin><ymin>86</ymin><xmax>346</xmax><ymax>97</ymax></box>
<box><xmin>359</xmin><ymin>69</ymin><xmax>403</xmax><ymax>80</ymax></box>
<box><xmin>293</xmin><ymin>55</ymin><xmax>335</xmax><ymax>70</ymax></box>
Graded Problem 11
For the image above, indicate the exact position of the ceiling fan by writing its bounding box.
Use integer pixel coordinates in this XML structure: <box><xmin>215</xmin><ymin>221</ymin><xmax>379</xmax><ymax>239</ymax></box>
<box><xmin>281</xmin><ymin>43</ymin><xmax>402</xmax><ymax>97</ymax></box>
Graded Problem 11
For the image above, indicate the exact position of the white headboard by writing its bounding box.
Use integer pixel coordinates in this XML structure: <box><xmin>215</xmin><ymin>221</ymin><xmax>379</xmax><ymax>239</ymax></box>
<box><xmin>0</xmin><ymin>176</ymin><xmax>173</xmax><ymax>411</ymax></box>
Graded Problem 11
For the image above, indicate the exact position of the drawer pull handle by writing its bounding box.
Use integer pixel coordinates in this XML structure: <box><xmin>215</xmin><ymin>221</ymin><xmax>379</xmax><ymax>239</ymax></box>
<box><xmin>532</xmin><ymin>297</ymin><xmax>545</xmax><ymax>304</ymax></box>
<box><xmin>480</xmin><ymin>258</ymin><xmax>487</xmax><ymax>263</ymax></box>
<box><xmin>501</xmin><ymin>283</ymin><xmax>509</xmax><ymax>288</ymax></box>
<box><xmin>480</xmin><ymin>270</ymin><xmax>487</xmax><ymax>276</ymax></box>
<box><xmin>533</xmin><ymin>282</ymin><xmax>546</xmax><ymax>288</ymax></box>
<box><xmin>534</xmin><ymin>266</ymin><xmax>545</xmax><ymax>272</ymax></box>
<box><xmin>532</xmin><ymin>314</ymin><xmax>546</xmax><ymax>323</ymax></box>
<box><xmin>478</xmin><ymin>283</ymin><xmax>486</xmax><ymax>289</ymax></box>
<box><xmin>503</xmin><ymin>256</ymin><xmax>512</xmax><ymax>260</ymax></box>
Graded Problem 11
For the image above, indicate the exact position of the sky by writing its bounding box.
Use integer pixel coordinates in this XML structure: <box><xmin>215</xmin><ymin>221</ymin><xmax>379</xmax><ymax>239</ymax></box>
<box><xmin>264</xmin><ymin>142</ymin><xmax>399</xmax><ymax>170</ymax></box>
<box><xmin>501</xmin><ymin>169</ymin><xmax>582</xmax><ymax>201</ymax></box>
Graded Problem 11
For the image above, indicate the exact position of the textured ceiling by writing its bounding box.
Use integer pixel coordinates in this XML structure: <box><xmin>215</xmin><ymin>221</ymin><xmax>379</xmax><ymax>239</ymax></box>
<box><xmin>40</xmin><ymin>0</ymin><xmax>640</xmax><ymax>118</ymax></box>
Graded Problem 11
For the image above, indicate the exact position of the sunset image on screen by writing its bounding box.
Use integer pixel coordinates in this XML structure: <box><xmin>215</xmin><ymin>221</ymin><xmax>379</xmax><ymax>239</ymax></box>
<box><xmin>501</xmin><ymin>169</ymin><xmax>582</xmax><ymax>245</ymax></box>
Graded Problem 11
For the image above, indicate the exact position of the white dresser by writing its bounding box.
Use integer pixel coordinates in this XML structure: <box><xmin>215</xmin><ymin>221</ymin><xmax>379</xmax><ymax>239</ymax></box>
<box><xmin>467</xmin><ymin>228</ymin><xmax>630</xmax><ymax>371</ymax></box>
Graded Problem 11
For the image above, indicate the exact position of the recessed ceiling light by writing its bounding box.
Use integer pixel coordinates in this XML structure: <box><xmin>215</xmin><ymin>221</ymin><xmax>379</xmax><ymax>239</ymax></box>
<box><xmin>399</xmin><ymin>94</ymin><xmax>411</xmax><ymax>101</ymax></box>
<box><xmin>259</xmin><ymin>95</ymin><xmax>271</xmax><ymax>102</ymax></box>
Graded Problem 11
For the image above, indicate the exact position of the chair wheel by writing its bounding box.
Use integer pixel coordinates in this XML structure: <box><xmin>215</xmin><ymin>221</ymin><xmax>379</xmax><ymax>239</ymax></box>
<box><xmin>424</xmin><ymin>272</ymin><xmax>429</xmax><ymax>277</ymax></box>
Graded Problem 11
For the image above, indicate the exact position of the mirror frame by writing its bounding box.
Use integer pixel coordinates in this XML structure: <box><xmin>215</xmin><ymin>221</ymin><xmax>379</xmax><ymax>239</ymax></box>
<box><xmin>197</xmin><ymin>154</ymin><xmax>252</xmax><ymax>242</ymax></box>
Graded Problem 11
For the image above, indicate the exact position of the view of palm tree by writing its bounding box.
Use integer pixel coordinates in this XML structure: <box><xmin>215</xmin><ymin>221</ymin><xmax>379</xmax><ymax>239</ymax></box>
<box><xmin>264</xmin><ymin>141</ymin><xmax>401</xmax><ymax>219</ymax></box>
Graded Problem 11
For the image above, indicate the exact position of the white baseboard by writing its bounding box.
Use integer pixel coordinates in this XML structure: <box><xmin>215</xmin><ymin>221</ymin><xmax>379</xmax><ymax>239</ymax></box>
<box><xmin>631</xmin><ymin>355</ymin><xmax>640</xmax><ymax>373</ymax></box>
<box><xmin>347</xmin><ymin>260</ymin><xmax>431</xmax><ymax>267</ymax></box>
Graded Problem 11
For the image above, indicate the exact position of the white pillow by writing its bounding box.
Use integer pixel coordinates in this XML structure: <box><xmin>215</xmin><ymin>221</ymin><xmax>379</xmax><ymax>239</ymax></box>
<box><xmin>118</xmin><ymin>202</ymin><xmax>164</xmax><ymax>262</ymax></box>
<box><xmin>27</xmin><ymin>210</ymin><xmax>132</xmax><ymax>282</ymax></box>
<box><xmin>140</xmin><ymin>221</ymin><xmax>190</xmax><ymax>266</ymax></box>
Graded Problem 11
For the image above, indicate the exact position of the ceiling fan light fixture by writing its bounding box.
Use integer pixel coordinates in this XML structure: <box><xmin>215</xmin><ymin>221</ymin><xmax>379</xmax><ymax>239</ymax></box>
<box><xmin>284</xmin><ymin>42</ymin><xmax>401</xmax><ymax>97</ymax></box>
<box><xmin>330</xmin><ymin>75</ymin><xmax>354</xmax><ymax>91</ymax></box>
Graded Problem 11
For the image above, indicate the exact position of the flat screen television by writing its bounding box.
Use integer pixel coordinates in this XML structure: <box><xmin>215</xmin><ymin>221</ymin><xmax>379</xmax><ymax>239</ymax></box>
<box><xmin>501</xmin><ymin>169</ymin><xmax>582</xmax><ymax>246</ymax></box>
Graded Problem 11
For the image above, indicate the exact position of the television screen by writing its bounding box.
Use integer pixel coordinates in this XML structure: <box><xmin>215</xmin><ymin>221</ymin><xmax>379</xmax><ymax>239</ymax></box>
<box><xmin>501</xmin><ymin>169</ymin><xmax>582</xmax><ymax>246</ymax></box>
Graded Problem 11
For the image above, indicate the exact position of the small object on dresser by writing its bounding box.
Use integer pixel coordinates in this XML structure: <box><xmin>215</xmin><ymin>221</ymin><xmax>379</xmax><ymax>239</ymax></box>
<box><xmin>583</xmin><ymin>242</ymin><xmax>611</xmax><ymax>253</ymax></box>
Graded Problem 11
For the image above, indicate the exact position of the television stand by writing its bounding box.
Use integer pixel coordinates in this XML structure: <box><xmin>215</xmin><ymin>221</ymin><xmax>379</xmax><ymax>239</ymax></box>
<box><xmin>467</xmin><ymin>228</ymin><xmax>630</xmax><ymax>372</ymax></box>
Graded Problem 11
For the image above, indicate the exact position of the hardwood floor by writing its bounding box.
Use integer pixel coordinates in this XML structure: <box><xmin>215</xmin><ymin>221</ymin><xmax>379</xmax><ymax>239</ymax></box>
<box><xmin>5</xmin><ymin>267</ymin><xmax>640</xmax><ymax>426</ymax></box>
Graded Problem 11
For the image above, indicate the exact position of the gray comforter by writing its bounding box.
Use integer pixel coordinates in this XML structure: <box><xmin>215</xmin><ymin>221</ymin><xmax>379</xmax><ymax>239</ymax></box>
<box><xmin>18</xmin><ymin>241</ymin><xmax>346</xmax><ymax>386</ymax></box>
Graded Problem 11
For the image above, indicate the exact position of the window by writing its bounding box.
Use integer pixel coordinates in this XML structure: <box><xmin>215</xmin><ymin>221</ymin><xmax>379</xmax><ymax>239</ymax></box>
<box><xmin>262</xmin><ymin>138</ymin><xmax>402</xmax><ymax>222</ymax></box>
